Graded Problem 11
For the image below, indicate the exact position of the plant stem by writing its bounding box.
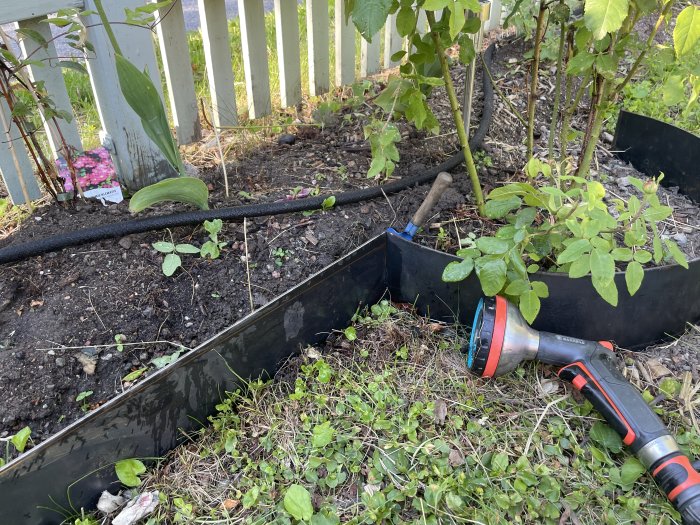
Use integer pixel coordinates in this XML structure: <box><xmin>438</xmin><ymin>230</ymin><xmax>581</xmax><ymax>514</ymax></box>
<box><xmin>527</xmin><ymin>0</ymin><xmax>548</xmax><ymax>160</ymax></box>
<box><xmin>548</xmin><ymin>17</ymin><xmax>567</xmax><ymax>161</ymax></box>
<box><xmin>426</xmin><ymin>11</ymin><xmax>484</xmax><ymax>215</ymax></box>
<box><xmin>480</xmin><ymin>53</ymin><xmax>527</xmax><ymax>126</ymax></box>
<box><xmin>577</xmin><ymin>79</ymin><xmax>610</xmax><ymax>178</ymax></box>
<box><xmin>615</xmin><ymin>0</ymin><xmax>675</xmax><ymax>96</ymax></box>
<box><xmin>93</xmin><ymin>0</ymin><xmax>123</xmax><ymax>56</ymax></box>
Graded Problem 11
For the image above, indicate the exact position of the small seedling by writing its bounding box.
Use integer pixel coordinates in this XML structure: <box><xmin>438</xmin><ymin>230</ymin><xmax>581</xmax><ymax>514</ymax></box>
<box><xmin>153</xmin><ymin>221</ymin><xmax>227</xmax><ymax>276</ymax></box>
<box><xmin>200</xmin><ymin>219</ymin><xmax>227</xmax><ymax>260</ymax></box>
<box><xmin>114</xmin><ymin>333</ymin><xmax>126</xmax><ymax>352</ymax></box>
<box><xmin>122</xmin><ymin>368</ymin><xmax>147</xmax><ymax>383</ymax></box>
<box><xmin>150</xmin><ymin>348</ymin><xmax>185</xmax><ymax>369</ymax></box>
<box><xmin>76</xmin><ymin>390</ymin><xmax>93</xmax><ymax>412</ymax></box>
<box><xmin>321</xmin><ymin>195</ymin><xmax>336</xmax><ymax>211</ymax></box>
<box><xmin>272</xmin><ymin>247</ymin><xmax>289</xmax><ymax>267</ymax></box>
<box><xmin>115</xmin><ymin>458</ymin><xmax>146</xmax><ymax>487</ymax></box>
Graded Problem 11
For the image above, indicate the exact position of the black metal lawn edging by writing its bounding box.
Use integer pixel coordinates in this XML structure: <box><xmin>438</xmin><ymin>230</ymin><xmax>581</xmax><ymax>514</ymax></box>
<box><xmin>1</xmin><ymin>111</ymin><xmax>699</xmax><ymax>524</ymax></box>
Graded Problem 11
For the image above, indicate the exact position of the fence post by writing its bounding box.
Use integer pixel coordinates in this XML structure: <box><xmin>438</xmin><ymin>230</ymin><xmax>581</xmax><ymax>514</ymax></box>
<box><xmin>239</xmin><ymin>0</ymin><xmax>272</xmax><ymax>118</ymax></box>
<box><xmin>17</xmin><ymin>16</ymin><xmax>83</xmax><ymax>160</ymax></box>
<box><xmin>154</xmin><ymin>0</ymin><xmax>202</xmax><ymax>145</ymax></box>
<box><xmin>274</xmin><ymin>0</ymin><xmax>302</xmax><ymax>108</ymax></box>
<box><xmin>335</xmin><ymin>0</ymin><xmax>355</xmax><ymax>86</ymax></box>
<box><xmin>81</xmin><ymin>0</ymin><xmax>177</xmax><ymax>191</ymax></box>
<box><xmin>198</xmin><ymin>0</ymin><xmax>238</xmax><ymax>128</ymax></box>
<box><xmin>306</xmin><ymin>0</ymin><xmax>330</xmax><ymax>96</ymax></box>
<box><xmin>383</xmin><ymin>14</ymin><xmax>403</xmax><ymax>68</ymax></box>
<box><xmin>0</xmin><ymin>99</ymin><xmax>43</xmax><ymax>205</ymax></box>
<box><xmin>360</xmin><ymin>32</ymin><xmax>380</xmax><ymax>77</ymax></box>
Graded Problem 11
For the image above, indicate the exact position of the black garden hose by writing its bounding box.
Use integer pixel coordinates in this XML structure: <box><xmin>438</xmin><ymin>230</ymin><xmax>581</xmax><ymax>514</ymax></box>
<box><xmin>0</xmin><ymin>44</ymin><xmax>496</xmax><ymax>265</ymax></box>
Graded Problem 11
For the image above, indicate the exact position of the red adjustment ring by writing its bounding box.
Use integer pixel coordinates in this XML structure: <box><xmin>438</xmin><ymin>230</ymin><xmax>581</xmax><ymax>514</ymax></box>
<box><xmin>653</xmin><ymin>456</ymin><xmax>700</xmax><ymax>502</ymax></box>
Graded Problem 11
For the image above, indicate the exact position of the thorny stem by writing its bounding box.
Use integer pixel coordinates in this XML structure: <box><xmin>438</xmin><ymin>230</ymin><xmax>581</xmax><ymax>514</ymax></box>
<box><xmin>577</xmin><ymin>78</ymin><xmax>610</xmax><ymax>177</ymax></box>
<box><xmin>527</xmin><ymin>0</ymin><xmax>548</xmax><ymax>160</ymax></box>
<box><xmin>426</xmin><ymin>11</ymin><xmax>484</xmax><ymax>215</ymax></box>
<box><xmin>548</xmin><ymin>15</ymin><xmax>567</xmax><ymax>161</ymax></box>
<box><xmin>615</xmin><ymin>0</ymin><xmax>675</xmax><ymax>96</ymax></box>
<box><xmin>558</xmin><ymin>28</ymin><xmax>576</xmax><ymax>178</ymax></box>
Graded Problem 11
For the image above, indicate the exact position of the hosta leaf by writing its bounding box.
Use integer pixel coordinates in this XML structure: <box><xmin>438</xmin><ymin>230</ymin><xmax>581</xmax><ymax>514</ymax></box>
<box><xmin>625</xmin><ymin>261</ymin><xmax>644</xmax><ymax>296</ymax></box>
<box><xmin>115</xmin><ymin>54</ymin><xmax>183</xmax><ymax>174</ymax></box>
<box><xmin>584</xmin><ymin>0</ymin><xmax>629</xmax><ymax>40</ymax></box>
<box><xmin>129</xmin><ymin>177</ymin><xmax>209</xmax><ymax>212</ymax></box>
<box><xmin>674</xmin><ymin>6</ymin><xmax>700</xmax><ymax>58</ymax></box>
<box><xmin>351</xmin><ymin>0</ymin><xmax>393</xmax><ymax>42</ymax></box>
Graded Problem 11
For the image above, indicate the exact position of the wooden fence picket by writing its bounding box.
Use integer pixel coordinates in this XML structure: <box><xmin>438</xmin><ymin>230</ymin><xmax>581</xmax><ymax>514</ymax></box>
<box><xmin>154</xmin><ymin>0</ymin><xmax>201</xmax><ymax>145</ymax></box>
<box><xmin>335</xmin><ymin>0</ymin><xmax>355</xmax><ymax>86</ymax></box>
<box><xmin>239</xmin><ymin>0</ymin><xmax>272</xmax><ymax>119</ymax></box>
<box><xmin>383</xmin><ymin>14</ymin><xmax>403</xmax><ymax>68</ymax></box>
<box><xmin>306</xmin><ymin>0</ymin><xmax>330</xmax><ymax>96</ymax></box>
<box><xmin>360</xmin><ymin>32</ymin><xmax>380</xmax><ymax>77</ymax></box>
<box><xmin>198</xmin><ymin>0</ymin><xmax>238</xmax><ymax>127</ymax></box>
<box><xmin>17</xmin><ymin>16</ymin><xmax>83</xmax><ymax>158</ymax></box>
<box><xmin>274</xmin><ymin>0</ymin><xmax>302</xmax><ymax>108</ymax></box>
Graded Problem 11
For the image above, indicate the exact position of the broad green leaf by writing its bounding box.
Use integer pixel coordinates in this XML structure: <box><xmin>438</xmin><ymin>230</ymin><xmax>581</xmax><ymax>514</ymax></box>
<box><xmin>515</xmin><ymin>207</ymin><xmax>537</xmax><ymax>229</ymax></box>
<box><xmin>660</xmin><ymin>377</ymin><xmax>681</xmax><ymax>397</ymax></box>
<box><xmin>312</xmin><ymin>422</ymin><xmax>335</xmax><ymax>448</ymax></box>
<box><xmin>505</xmin><ymin>279</ymin><xmax>529</xmax><ymax>295</ymax></box>
<box><xmin>204</xmin><ymin>219</ymin><xmax>222</xmax><ymax>235</ymax></box>
<box><xmin>557</xmin><ymin>239</ymin><xmax>591</xmax><ymax>265</ymax></box>
<box><xmin>311</xmin><ymin>511</ymin><xmax>341</xmax><ymax>525</ymax></box>
<box><xmin>569</xmin><ymin>254</ymin><xmax>591</xmax><ymax>278</ymax></box>
<box><xmin>152</xmin><ymin>241</ymin><xmax>175</xmax><ymax>253</ymax></box>
<box><xmin>584</xmin><ymin>0</ymin><xmax>629</xmax><ymax>40</ymax></box>
<box><xmin>592</xmin><ymin>276</ymin><xmax>618</xmax><ymax>306</ymax></box>
<box><xmin>130</xmin><ymin>177</ymin><xmax>209</xmax><ymax>212</ymax></box>
<box><xmin>114</xmin><ymin>54</ymin><xmax>183</xmax><ymax>174</ymax></box>
<box><xmin>566</xmin><ymin>51</ymin><xmax>596</xmax><ymax>74</ymax></box>
<box><xmin>487</xmin><ymin>183</ymin><xmax>534</xmax><ymax>200</ymax></box>
<box><xmin>122</xmin><ymin>368</ymin><xmax>147</xmax><ymax>382</ymax></box>
<box><xmin>519</xmin><ymin>290</ymin><xmax>541</xmax><ymax>324</ymax></box>
<box><xmin>11</xmin><ymin>427</ymin><xmax>31</xmax><ymax>453</ymax></box>
<box><xmin>620</xmin><ymin>457</ymin><xmax>646</xmax><ymax>485</ymax></box>
<box><xmin>162</xmin><ymin>253</ymin><xmax>182</xmax><ymax>276</ymax></box>
<box><xmin>351</xmin><ymin>0</ymin><xmax>393</xmax><ymax>42</ymax></box>
<box><xmin>344</xmin><ymin>326</ymin><xmax>357</xmax><ymax>341</ymax></box>
<box><xmin>491</xmin><ymin>452</ymin><xmax>509</xmax><ymax>472</ymax></box>
<box><xmin>115</xmin><ymin>459</ymin><xmax>147</xmax><ymax>487</ymax></box>
<box><xmin>484</xmin><ymin>196</ymin><xmax>522</xmax><ymax>218</ymax></box>
<box><xmin>590</xmin><ymin>248</ymin><xmax>615</xmax><ymax>283</ymax></box>
<box><xmin>674</xmin><ymin>6</ymin><xmax>700</xmax><ymax>58</ymax></box>
<box><xmin>633</xmin><ymin>249</ymin><xmax>652</xmax><ymax>264</ymax></box>
<box><xmin>476</xmin><ymin>259</ymin><xmax>507</xmax><ymax>296</ymax></box>
<box><xmin>611</xmin><ymin>247</ymin><xmax>633</xmax><ymax>262</ymax></box>
<box><xmin>284</xmin><ymin>484</ymin><xmax>313</xmax><ymax>521</ymax></box>
<box><xmin>625</xmin><ymin>261</ymin><xmax>644</xmax><ymax>296</ymax></box>
<box><xmin>442</xmin><ymin>258</ymin><xmax>474</xmax><ymax>282</ymax></box>
<box><xmin>643</xmin><ymin>205</ymin><xmax>673</xmax><ymax>222</ymax></box>
<box><xmin>589</xmin><ymin>421</ymin><xmax>623</xmax><ymax>453</ymax></box>
<box><xmin>396</xmin><ymin>6</ymin><xmax>416</xmax><ymax>36</ymax></box>
<box><xmin>476</xmin><ymin>237</ymin><xmax>509</xmax><ymax>255</ymax></box>
<box><xmin>448</xmin><ymin>0</ymin><xmax>466</xmax><ymax>40</ymax></box>
<box><xmin>662</xmin><ymin>75</ymin><xmax>686</xmax><ymax>106</ymax></box>
<box><xmin>422</xmin><ymin>0</ymin><xmax>450</xmax><ymax>10</ymax></box>
<box><xmin>200</xmin><ymin>240</ymin><xmax>221</xmax><ymax>259</ymax></box>
<box><xmin>58</xmin><ymin>60</ymin><xmax>88</xmax><ymax>74</ymax></box>
<box><xmin>531</xmin><ymin>281</ymin><xmax>549</xmax><ymax>298</ymax></box>
<box><xmin>458</xmin><ymin>35</ymin><xmax>476</xmax><ymax>64</ymax></box>
<box><xmin>175</xmin><ymin>243</ymin><xmax>200</xmax><ymax>254</ymax></box>
<box><xmin>665</xmin><ymin>240</ymin><xmax>689</xmax><ymax>269</ymax></box>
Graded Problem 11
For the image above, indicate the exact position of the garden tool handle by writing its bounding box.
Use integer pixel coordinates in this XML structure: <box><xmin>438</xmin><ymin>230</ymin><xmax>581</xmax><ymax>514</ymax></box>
<box><xmin>547</xmin><ymin>336</ymin><xmax>700</xmax><ymax>524</ymax></box>
<box><xmin>410</xmin><ymin>172</ymin><xmax>452</xmax><ymax>228</ymax></box>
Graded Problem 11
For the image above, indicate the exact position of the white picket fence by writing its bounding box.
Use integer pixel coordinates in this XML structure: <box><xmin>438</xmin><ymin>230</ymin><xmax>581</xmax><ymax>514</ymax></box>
<box><xmin>0</xmin><ymin>0</ymin><xmax>500</xmax><ymax>204</ymax></box>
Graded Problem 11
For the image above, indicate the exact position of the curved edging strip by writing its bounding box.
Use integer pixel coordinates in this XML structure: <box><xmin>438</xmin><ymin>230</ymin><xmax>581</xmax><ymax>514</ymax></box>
<box><xmin>0</xmin><ymin>46</ymin><xmax>496</xmax><ymax>266</ymax></box>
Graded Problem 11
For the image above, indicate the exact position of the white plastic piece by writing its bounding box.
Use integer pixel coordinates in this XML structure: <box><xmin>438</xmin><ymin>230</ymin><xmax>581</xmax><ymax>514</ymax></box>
<box><xmin>97</xmin><ymin>491</ymin><xmax>126</xmax><ymax>515</ymax></box>
<box><xmin>112</xmin><ymin>491</ymin><xmax>159</xmax><ymax>525</ymax></box>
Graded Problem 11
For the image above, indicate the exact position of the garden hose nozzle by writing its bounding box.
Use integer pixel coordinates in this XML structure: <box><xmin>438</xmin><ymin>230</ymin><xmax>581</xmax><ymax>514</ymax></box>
<box><xmin>466</xmin><ymin>295</ymin><xmax>700</xmax><ymax>525</ymax></box>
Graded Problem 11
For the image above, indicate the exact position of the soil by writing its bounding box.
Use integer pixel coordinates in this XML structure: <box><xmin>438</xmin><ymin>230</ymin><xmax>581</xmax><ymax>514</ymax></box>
<box><xmin>1</xmin><ymin>35</ymin><xmax>699</xmax><ymax>461</ymax></box>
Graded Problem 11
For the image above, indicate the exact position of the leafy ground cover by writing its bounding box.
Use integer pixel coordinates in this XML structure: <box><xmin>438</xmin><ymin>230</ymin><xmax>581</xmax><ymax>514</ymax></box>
<box><xmin>86</xmin><ymin>303</ymin><xmax>700</xmax><ymax>524</ymax></box>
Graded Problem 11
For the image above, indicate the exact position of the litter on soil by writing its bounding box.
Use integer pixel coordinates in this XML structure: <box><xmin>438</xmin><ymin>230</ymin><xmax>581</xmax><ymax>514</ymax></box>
<box><xmin>90</xmin><ymin>304</ymin><xmax>700</xmax><ymax>525</ymax></box>
<box><xmin>1</xmin><ymin>36</ymin><xmax>699</xmax><ymax>463</ymax></box>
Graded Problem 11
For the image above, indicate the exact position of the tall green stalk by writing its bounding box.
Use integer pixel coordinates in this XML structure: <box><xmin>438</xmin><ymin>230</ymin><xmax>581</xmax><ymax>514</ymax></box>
<box><xmin>426</xmin><ymin>11</ymin><xmax>484</xmax><ymax>215</ymax></box>
<box><xmin>93</xmin><ymin>0</ymin><xmax>122</xmax><ymax>55</ymax></box>
<box><xmin>526</xmin><ymin>0</ymin><xmax>547</xmax><ymax>160</ymax></box>
<box><xmin>548</xmin><ymin>17</ymin><xmax>567</xmax><ymax>161</ymax></box>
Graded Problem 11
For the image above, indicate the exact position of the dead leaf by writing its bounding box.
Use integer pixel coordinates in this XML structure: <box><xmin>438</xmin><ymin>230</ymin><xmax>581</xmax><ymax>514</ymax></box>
<box><xmin>305</xmin><ymin>232</ymin><xmax>319</xmax><ymax>246</ymax></box>
<box><xmin>448</xmin><ymin>448</ymin><xmax>464</xmax><ymax>467</ymax></box>
<box><xmin>76</xmin><ymin>353</ymin><xmax>97</xmax><ymax>375</ymax></box>
<box><xmin>30</xmin><ymin>299</ymin><xmax>44</xmax><ymax>308</ymax></box>
<box><xmin>433</xmin><ymin>399</ymin><xmax>447</xmax><ymax>425</ymax></box>
<box><xmin>427</xmin><ymin>323</ymin><xmax>446</xmax><ymax>333</ymax></box>
<box><xmin>364</xmin><ymin>483</ymin><xmax>380</xmax><ymax>496</ymax></box>
<box><xmin>222</xmin><ymin>499</ymin><xmax>239</xmax><ymax>511</ymax></box>
<box><xmin>305</xmin><ymin>347</ymin><xmax>321</xmax><ymax>360</ymax></box>
<box><xmin>646</xmin><ymin>358</ymin><xmax>672</xmax><ymax>379</ymax></box>
<box><xmin>540</xmin><ymin>379</ymin><xmax>560</xmax><ymax>396</ymax></box>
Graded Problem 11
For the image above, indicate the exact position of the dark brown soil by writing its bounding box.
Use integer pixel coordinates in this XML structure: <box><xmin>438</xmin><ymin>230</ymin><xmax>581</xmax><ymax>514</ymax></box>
<box><xmin>0</xmin><ymin>36</ymin><xmax>698</xmax><ymax>461</ymax></box>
